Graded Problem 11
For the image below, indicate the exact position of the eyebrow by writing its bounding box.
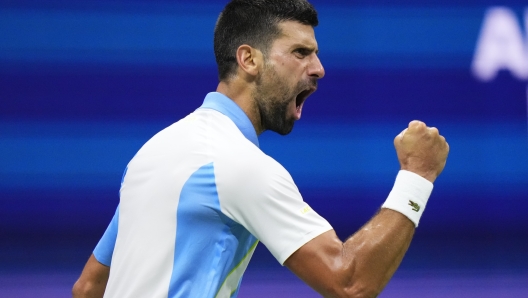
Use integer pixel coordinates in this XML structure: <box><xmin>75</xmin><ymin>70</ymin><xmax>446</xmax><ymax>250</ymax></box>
<box><xmin>292</xmin><ymin>43</ymin><xmax>319</xmax><ymax>54</ymax></box>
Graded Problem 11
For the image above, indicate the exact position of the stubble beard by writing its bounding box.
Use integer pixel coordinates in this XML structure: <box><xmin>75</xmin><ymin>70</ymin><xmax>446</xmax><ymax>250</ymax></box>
<box><xmin>253</xmin><ymin>65</ymin><xmax>299</xmax><ymax>135</ymax></box>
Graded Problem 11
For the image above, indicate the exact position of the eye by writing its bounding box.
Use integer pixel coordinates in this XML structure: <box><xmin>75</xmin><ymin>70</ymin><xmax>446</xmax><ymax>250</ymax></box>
<box><xmin>293</xmin><ymin>48</ymin><xmax>311</xmax><ymax>58</ymax></box>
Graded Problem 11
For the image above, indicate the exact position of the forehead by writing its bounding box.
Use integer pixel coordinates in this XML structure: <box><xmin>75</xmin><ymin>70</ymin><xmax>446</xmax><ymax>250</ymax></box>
<box><xmin>272</xmin><ymin>21</ymin><xmax>318</xmax><ymax>50</ymax></box>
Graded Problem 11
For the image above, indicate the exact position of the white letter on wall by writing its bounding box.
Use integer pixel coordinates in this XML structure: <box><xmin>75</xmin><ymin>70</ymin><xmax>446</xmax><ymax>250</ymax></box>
<box><xmin>472</xmin><ymin>7</ymin><xmax>528</xmax><ymax>81</ymax></box>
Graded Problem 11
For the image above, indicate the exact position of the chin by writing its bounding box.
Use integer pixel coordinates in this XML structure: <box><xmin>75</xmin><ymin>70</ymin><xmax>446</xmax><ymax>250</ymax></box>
<box><xmin>271</xmin><ymin>121</ymin><xmax>295</xmax><ymax>136</ymax></box>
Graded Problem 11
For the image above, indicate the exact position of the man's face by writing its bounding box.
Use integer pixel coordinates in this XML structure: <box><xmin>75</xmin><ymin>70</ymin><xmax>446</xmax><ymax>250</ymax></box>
<box><xmin>253</xmin><ymin>21</ymin><xmax>325</xmax><ymax>135</ymax></box>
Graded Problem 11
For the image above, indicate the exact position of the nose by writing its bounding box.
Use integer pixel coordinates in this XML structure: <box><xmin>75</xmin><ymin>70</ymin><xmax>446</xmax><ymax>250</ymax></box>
<box><xmin>308</xmin><ymin>54</ymin><xmax>325</xmax><ymax>79</ymax></box>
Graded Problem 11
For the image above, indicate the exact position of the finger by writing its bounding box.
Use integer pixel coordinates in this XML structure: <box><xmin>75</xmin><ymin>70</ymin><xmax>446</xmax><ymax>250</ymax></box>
<box><xmin>399</xmin><ymin>128</ymin><xmax>408</xmax><ymax>137</ymax></box>
<box><xmin>428</xmin><ymin>127</ymin><xmax>439</xmax><ymax>136</ymax></box>
<box><xmin>409</xmin><ymin>120</ymin><xmax>425</xmax><ymax>129</ymax></box>
<box><xmin>394</xmin><ymin>128</ymin><xmax>407</xmax><ymax>145</ymax></box>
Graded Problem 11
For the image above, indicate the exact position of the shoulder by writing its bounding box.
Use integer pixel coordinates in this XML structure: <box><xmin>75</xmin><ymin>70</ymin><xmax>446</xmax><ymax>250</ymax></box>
<box><xmin>214</xmin><ymin>147</ymin><xmax>301</xmax><ymax>222</ymax></box>
<box><xmin>216</xmin><ymin>144</ymin><xmax>292</xmax><ymax>190</ymax></box>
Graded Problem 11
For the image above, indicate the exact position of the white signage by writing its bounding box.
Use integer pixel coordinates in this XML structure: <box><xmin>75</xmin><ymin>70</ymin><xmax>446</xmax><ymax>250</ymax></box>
<box><xmin>472</xmin><ymin>7</ymin><xmax>528</xmax><ymax>82</ymax></box>
<box><xmin>472</xmin><ymin>7</ymin><xmax>528</xmax><ymax>133</ymax></box>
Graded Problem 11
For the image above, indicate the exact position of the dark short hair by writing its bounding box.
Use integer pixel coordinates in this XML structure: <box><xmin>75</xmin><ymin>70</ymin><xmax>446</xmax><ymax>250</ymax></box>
<box><xmin>214</xmin><ymin>0</ymin><xmax>318</xmax><ymax>81</ymax></box>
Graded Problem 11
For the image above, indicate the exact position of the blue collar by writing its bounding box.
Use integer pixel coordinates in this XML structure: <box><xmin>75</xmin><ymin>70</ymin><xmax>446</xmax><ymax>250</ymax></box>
<box><xmin>199</xmin><ymin>92</ymin><xmax>259</xmax><ymax>148</ymax></box>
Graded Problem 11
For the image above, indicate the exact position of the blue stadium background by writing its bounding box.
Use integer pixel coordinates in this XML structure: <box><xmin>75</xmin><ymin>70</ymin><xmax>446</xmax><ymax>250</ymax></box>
<box><xmin>1</xmin><ymin>0</ymin><xmax>527</xmax><ymax>296</ymax></box>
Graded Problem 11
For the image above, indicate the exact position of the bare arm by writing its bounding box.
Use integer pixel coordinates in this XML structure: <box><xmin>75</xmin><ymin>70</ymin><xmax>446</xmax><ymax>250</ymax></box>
<box><xmin>285</xmin><ymin>120</ymin><xmax>449</xmax><ymax>297</ymax></box>
<box><xmin>72</xmin><ymin>254</ymin><xmax>110</xmax><ymax>298</ymax></box>
<box><xmin>285</xmin><ymin>209</ymin><xmax>414</xmax><ymax>297</ymax></box>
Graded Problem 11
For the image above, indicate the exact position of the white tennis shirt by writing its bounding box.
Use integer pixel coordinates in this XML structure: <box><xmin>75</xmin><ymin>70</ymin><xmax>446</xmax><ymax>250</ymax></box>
<box><xmin>94</xmin><ymin>92</ymin><xmax>333</xmax><ymax>298</ymax></box>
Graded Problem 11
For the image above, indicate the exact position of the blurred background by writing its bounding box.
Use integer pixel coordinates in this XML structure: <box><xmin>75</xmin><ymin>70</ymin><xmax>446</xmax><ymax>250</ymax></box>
<box><xmin>1</xmin><ymin>0</ymin><xmax>527</xmax><ymax>297</ymax></box>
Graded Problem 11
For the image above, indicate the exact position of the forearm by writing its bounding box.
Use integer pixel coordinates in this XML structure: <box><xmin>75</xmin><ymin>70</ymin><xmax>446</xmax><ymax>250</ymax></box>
<box><xmin>72</xmin><ymin>280</ymin><xmax>107</xmax><ymax>298</ymax></box>
<box><xmin>339</xmin><ymin>208</ymin><xmax>415</xmax><ymax>297</ymax></box>
<box><xmin>72</xmin><ymin>254</ymin><xmax>109</xmax><ymax>298</ymax></box>
<box><xmin>334</xmin><ymin>170</ymin><xmax>431</xmax><ymax>296</ymax></box>
<box><xmin>285</xmin><ymin>209</ymin><xmax>415</xmax><ymax>298</ymax></box>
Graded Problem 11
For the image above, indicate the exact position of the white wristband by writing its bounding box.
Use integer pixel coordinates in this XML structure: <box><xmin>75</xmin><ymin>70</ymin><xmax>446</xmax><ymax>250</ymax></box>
<box><xmin>382</xmin><ymin>170</ymin><xmax>434</xmax><ymax>227</ymax></box>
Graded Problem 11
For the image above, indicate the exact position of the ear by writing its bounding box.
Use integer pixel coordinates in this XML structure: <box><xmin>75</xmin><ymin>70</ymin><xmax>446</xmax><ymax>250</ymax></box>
<box><xmin>235</xmin><ymin>44</ymin><xmax>263</xmax><ymax>77</ymax></box>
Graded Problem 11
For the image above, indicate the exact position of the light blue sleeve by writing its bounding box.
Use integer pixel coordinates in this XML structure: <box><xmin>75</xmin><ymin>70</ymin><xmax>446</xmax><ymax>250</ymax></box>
<box><xmin>93</xmin><ymin>206</ymin><xmax>119</xmax><ymax>266</ymax></box>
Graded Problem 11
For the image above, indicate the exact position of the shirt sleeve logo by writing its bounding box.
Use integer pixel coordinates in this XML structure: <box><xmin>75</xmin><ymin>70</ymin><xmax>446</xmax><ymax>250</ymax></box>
<box><xmin>300</xmin><ymin>205</ymin><xmax>312</xmax><ymax>215</ymax></box>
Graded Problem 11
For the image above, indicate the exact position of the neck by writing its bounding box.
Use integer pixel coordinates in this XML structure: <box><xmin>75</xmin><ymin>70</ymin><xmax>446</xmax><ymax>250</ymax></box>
<box><xmin>216</xmin><ymin>80</ymin><xmax>264</xmax><ymax>135</ymax></box>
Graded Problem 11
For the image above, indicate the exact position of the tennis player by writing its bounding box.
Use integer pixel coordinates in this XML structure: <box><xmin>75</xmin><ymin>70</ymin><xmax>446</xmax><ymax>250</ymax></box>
<box><xmin>73</xmin><ymin>0</ymin><xmax>449</xmax><ymax>297</ymax></box>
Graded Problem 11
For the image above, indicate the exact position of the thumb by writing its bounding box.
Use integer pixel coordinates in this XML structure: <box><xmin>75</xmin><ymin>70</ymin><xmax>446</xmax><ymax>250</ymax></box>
<box><xmin>395</xmin><ymin>128</ymin><xmax>407</xmax><ymax>141</ymax></box>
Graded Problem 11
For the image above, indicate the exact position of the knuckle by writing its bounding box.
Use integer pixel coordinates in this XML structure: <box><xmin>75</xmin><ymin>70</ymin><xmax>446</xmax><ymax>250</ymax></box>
<box><xmin>409</xmin><ymin>120</ymin><xmax>422</xmax><ymax>129</ymax></box>
<box><xmin>429</xmin><ymin>127</ymin><xmax>439</xmax><ymax>135</ymax></box>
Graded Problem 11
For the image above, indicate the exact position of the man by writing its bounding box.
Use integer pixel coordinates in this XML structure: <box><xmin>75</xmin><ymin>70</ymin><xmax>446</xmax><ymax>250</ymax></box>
<box><xmin>73</xmin><ymin>0</ymin><xmax>449</xmax><ymax>297</ymax></box>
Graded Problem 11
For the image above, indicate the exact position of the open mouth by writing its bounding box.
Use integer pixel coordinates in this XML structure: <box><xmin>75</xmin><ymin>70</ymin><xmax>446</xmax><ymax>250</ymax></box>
<box><xmin>294</xmin><ymin>86</ymin><xmax>316</xmax><ymax>119</ymax></box>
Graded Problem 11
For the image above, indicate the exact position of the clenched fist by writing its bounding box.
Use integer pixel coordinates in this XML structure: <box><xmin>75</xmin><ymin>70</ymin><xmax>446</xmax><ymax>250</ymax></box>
<box><xmin>394</xmin><ymin>120</ymin><xmax>449</xmax><ymax>183</ymax></box>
